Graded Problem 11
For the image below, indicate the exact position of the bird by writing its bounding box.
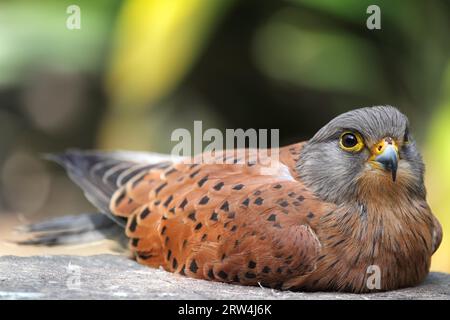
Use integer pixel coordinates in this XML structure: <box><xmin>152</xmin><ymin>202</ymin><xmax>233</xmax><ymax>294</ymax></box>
<box><xmin>22</xmin><ymin>106</ymin><xmax>442</xmax><ymax>293</ymax></box>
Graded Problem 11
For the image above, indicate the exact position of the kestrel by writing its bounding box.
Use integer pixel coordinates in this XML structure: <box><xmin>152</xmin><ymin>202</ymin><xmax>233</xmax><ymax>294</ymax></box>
<box><xmin>27</xmin><ymin>106</ymin><xmax>443</xmax><ymax>292</ymax></box>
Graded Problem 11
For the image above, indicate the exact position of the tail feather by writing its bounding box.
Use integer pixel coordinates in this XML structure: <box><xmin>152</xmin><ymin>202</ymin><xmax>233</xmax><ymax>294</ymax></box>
<box><xmin>45</xmin><ymin>150</ymin><xmax>174</xmax><ymax>228</ymax></box>
<box><xmin>15</xmin><ymin>213</ymin><xmax>127</xmax><ymax>247</ymax></box>
<box><xmin>16</xmin><ymin>212</ymin><xmax>114</xmax><ymax>233</ymax></box>
<box><xmin>16</xmin><ymin>150</ymin><xmax>176</xmax><ymax>247</ymax></box>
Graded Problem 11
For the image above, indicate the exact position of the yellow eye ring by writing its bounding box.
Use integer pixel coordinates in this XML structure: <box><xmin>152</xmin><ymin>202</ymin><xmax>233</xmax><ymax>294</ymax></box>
<box><xmin>339</xmin><ymin>131</ymin><xmax>364</xmax><ymax>152</ymax></box>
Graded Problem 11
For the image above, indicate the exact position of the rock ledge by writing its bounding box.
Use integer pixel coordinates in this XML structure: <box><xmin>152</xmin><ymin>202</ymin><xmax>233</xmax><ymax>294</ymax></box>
<box><xmin>0</xmin><ymin>255</ymin><xmax>449</xmax><ymax>300</ymax></box>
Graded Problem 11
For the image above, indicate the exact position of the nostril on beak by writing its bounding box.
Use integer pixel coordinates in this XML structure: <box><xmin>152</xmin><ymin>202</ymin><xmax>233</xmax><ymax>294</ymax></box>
<box><xmin>374</xmin><ymin>143</ymin><xmax>399</xmax><ymax>181</ymax></box>
<box><xmin>370</xmin><ymin>137</ymin><xmax>399</xmax><ymax>182</ymax></box>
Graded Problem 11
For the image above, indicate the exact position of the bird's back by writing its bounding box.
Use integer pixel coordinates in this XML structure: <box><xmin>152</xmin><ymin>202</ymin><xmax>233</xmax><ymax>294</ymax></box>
<box><xmin>51</xmin><ymin>145</ymin><xmax>332</xmax><ymax>289</ymax></box>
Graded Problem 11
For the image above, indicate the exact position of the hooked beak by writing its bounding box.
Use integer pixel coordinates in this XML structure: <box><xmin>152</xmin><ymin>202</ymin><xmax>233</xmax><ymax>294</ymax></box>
<box><xmin>370</xmin><ymin>137</ymin><xmax>399</xmax><ymax>181</ymax></box>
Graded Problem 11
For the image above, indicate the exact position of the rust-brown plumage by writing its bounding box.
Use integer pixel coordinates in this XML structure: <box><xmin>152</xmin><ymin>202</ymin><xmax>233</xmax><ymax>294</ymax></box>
<box><xmin>40</xmin><ymin>106</ymin><xmax>442</xmax><ymax>293</ymax></box>
<box><xmin>111</xmin><ymin>146</ymin><xmax>328</xmax><ymax>289</ymax></box>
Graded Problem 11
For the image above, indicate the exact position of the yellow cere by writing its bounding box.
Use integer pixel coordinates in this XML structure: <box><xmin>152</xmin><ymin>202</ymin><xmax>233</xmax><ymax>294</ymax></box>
<box><xmin>369</xmin><ymin>138</ymin><xmax>399</xmax><ymax>160</ymax></box>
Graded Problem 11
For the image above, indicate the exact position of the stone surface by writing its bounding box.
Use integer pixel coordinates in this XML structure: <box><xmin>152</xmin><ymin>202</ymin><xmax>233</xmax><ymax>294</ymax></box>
<box><xmin>0</xmin><ymin>254</ymin><xmax>449</xmax><ymax>300</ymax></box>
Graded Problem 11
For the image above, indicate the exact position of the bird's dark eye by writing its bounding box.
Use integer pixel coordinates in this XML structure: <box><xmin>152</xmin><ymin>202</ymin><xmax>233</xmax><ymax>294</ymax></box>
<box><xmin>342</xmin><ymin>133</ymin><xmax>357</xmax><ymax>147</ymax></box>
<box><xmin>339</xmin><ymin>131</ymin><xmax>364</xmax><ymax>152</ymax></box>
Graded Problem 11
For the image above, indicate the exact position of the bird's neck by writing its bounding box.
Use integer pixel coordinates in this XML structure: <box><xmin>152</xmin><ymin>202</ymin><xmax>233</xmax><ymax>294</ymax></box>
<box><xmin>319</xmin><ymin>192</ymin><xmax>434</xmax><ymax>264</ymax></box>
<box><xmin>311</xmin><ymin>195</ymin><xmax>433</xmax><ymax>291</ymax></box>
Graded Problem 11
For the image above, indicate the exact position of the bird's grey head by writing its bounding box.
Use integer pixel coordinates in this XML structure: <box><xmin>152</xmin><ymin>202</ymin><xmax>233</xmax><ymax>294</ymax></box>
<box><xmin>297</xmin><ymin>106</ymin><xmax>425</xmax><ymax>206</ymax></box>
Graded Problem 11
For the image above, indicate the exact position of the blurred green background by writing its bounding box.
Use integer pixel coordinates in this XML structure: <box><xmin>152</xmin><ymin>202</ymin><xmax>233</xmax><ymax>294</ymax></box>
<box><xmin>0</xmin><ymin>0</ymin><xmax>449</xmax><ymax>271</ymax></box>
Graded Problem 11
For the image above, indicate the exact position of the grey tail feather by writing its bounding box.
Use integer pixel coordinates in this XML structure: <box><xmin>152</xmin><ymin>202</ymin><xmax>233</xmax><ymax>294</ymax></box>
<box><xmin>44</xmin><ymin>149</ymin><xmax>169</xmax><ymax>228</ymax></box>
<box><xmin>15</xmin><ymin>213</ymin><xmax>128</xmax><ymax>248</ymax></box>
<box><xmin>22</xmin><ymin>149</ymin><xmax>173</xmax><ymax>247</ymax></box>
